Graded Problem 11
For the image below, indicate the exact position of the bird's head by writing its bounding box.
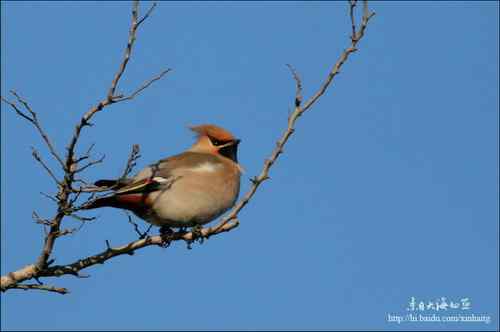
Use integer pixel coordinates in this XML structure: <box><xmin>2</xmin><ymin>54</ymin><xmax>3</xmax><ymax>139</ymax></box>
<box><xmin>188</xmin><ymin>124</ymin><xmax>241</xmax><ymax>163</ymax></box>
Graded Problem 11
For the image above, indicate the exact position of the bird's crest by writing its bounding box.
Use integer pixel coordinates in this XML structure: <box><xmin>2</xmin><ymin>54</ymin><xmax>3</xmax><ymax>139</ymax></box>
<box><xmin>189</xmin><ymin>124</ymin><xmax>235</xmax><ymax>142</ymax></box>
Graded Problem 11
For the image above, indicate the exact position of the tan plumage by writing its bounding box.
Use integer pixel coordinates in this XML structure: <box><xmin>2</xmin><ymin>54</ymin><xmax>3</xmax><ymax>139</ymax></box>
<box><xmin>84</xmin><ymin>124</ymin><xmax>242</xmax><ymax>228</ymax></box>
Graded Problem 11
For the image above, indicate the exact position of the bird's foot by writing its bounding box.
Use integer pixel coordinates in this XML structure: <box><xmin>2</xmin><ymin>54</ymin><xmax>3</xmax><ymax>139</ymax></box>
<box><xmin>159</xmin><ymin>226</ymin><xmax>174</xmax><ymax>248</ymax></box>
<box><xmin>186</xmin><ymin>225</ymin><xmax>204</xmax><ymax>250</ymax></box>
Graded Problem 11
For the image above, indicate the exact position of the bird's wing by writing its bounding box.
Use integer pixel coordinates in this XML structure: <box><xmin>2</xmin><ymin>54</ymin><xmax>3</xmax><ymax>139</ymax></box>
<box><xmin>115</xmin><ymin>152</ymin><xmax>222</xmax><ymax>195</ymax></box>
<box><xmin>114</xmin><ymin>177</ymin><xmax>163</xmax><ymax>195</ymax></box>
<box><xmin>155</xmin><ymin>152</ymin><xmax>221</xmax><ymax>174</ymax></box>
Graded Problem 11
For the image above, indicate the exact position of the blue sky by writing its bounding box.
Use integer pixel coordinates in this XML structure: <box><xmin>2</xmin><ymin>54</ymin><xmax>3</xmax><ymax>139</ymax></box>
<box><xmin>1</xmin><ymin>1</ymin><xmax>498</xmax><ymax>331</ymax></box>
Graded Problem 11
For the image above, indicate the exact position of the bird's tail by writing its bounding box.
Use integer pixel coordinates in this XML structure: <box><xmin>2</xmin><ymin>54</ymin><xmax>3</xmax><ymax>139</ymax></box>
<box><xmin>81</xmin><ymin>196</ymin><xmax>120</xmax><ymax>210</ymax></box>
<box><xmin>94</xmin><ymin>179</ymin><xmax>130</xmax><ymax>189</ymax></box>
<box><xmin>83</xmin><ymin>178</ymin><xmax>145</xmax><ymax>211</ymax></box>
<box><xmin>82</xmin><ymin>193</ymin><xmax>147</xmax><ymax>211</ymax></box>
<box><xmin>81</xmin><ymin>178</ymin><xmax>126</xmax><ymax>210</ymax></box>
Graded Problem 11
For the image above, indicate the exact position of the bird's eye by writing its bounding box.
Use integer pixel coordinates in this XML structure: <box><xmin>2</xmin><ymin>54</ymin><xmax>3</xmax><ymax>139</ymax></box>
<box><xmin>211</xmin><ymin>138</ymin><xmax>223</xmax><ymax>146</ymax></box>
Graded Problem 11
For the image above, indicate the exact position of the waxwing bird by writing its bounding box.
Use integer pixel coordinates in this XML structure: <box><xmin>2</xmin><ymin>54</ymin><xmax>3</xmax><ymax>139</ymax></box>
<box><xmin>83</xmin><ymin>124</ymin><xmax>242</xmax><ymax>228</ymax></box>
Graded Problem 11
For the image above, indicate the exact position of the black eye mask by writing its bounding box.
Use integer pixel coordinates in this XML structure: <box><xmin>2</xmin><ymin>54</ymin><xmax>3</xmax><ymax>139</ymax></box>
<box><xmin>219</xmin><ymin>143</ymin><xmax>238</xmax><ymax>163</ymax></box>
<box><xmin>210</xmin><ymin>138</ymin><xmax>225</xmax><ymax>146</ymax></box>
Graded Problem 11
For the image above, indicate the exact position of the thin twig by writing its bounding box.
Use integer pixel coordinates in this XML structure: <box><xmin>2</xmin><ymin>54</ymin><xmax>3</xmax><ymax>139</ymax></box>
<box><xmin>74</xmin><ymin>143</ymin><xmax>96</xmax><ymax>163</ymax></box>
<box><xmin>120</xmin><ymin>144</ymin><xmax>141</xmax><ymax>180</ymax></box>
<box><xmin>68</xmin><ymin>187</ymin><xmax>83</xmax><ymax>207</ymax></box>
<box><xmin>2</xmin><ymin>92</ymin><xmax>65</xmax><ymax>168</ymax></box>
<box><xmin>56</xmin><ymin>228</ymin><xmax>77</xmax><ymax>237</ymax></box>
<box><xmin>68</xmin><ymin>214</ymin><xmax>96</xmax><ymax>223</ymax></box>
<box><xmin>31</xmin><ymin>147</ymin><xmax>61</xmax><ymax>186</ymax></box>
<box><xmin>114</xmin><ymin>69</ymin><xmax>172</xmax><ymax>102</ymax></box>
<box><xmin>74</xmin><ymin>154</ymin><xmax>105</xmax><ymax>174</ymax></box>
<box><xmin>9</xmin><ymin>283</ymin><xmax>69</xmax><ymax>295</ymax></box>
<box><xmin>125</xmin><ymin>213</ymin><xmax>151</xmax><ymax>239</ymax></box>
<box><xmin>1</xmin><ymin>96</ymin><xmax>34</xmax><ymax>123</ymax></box>
<box><xmin>208</xmin><ymin>0</ymin><xmax>375</xmax><ymax>235</ymax></box>
<box><xmin>32</xmin><ymin>212</ymin><xmax>52</xmax><ymax>226</ymax></box>
<box><xmin>137</xmin><ymin>2</ymin><xmax>157</xmax><ymax>26</ymax></box>
<box><xmin>40</xmin><ymin>192</ymin><xmax>58</xmax><ymax>203</ymax></box>
<box><xmin>107</xmin><ymin>1</ymin><xmax>159</xmax><ymax>101</ymax></box>
<box><xmin>33</xmin><ymin>0</ymin><xmax>162</xmax><ymax>276</ymax></box>
<box><xmin>286</xmin><ymin>64</ymin><xmax>303</xmax><ymax>106</ymax></box>
<box><xmin>302</xmin><ymin>1</ymin><xmax>375</xmax><ymax>113</ymax></box>
<box><xmin>0</xmin><ymin>0</ymin><xmax>168</xmax><ymax>292</ymax></box>
<box><xmin>32</xmin><ymin>0</ymin><xmax>375</xmax><ymax>277</ymax></box>
<box><xmin>349</xmin><ymin>0</ymin><xmax>358</xmax><ymax>41</ymax></box>
<box><xmin>126</xmin><ymin>213</ymin><xmax>143</xmax><ymax>237</ymax></box>
<box><xmin>1</xmin><ymin>1</ymin><xmax>375</xmax><ymax>294</ymax></box>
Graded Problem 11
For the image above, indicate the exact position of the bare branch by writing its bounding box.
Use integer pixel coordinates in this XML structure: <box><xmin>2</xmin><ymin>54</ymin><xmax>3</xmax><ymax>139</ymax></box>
<box><xmin>113</xmin><ymin>69</ymin><xmax>172</xmax><ymax>102</ymax></box>
<box><xmin>25</xmin><ymin>0</ymin><xmax>166</xmax><ymax>281</ymax></box>
<box><xmin>32</xmin><ymin>212</ymin><xmax>52</xmax><ymax>226</ymax></box>
<box><xmin>74</xmin><ymin>154</ymin><xmax>105</xmax><ymax>174</ymax></box>
<box><xmin>77</xmin><ymin>143</ymin><xmax>140</xmax><ymax>193</ymax></box>
<box><xmin>1</xmin><ymin>96</ymin><xmax>35</xmax><ymax>123</ymax></box>
<box><xmin>64</xmin><ymin>1</ymin><xmax>163</xmax><ymax>176</ymax></box>
<box><xmin>56</xmin><ymin>228</ymin><xmax>77</xmax><ymax>237</ymax></box>
<box><xmin>126</xmin><ymin>213</ymin><xmax>142</xmax><ymax>237</ymax></box>
<box><xmin>68</xmin><ymin>192</ymin><xmax>98</xmax><ymax>212</ymax></box>
<box><xmin>8</xmin><ymin>283</ymin><xmax>69</xmax><ymax>295</ymax></box>
<box><xmin>209</xmin><ymin>0</ymin><xmax>375</xmax><ymax>234</ymax></box>
<box><xmin>302</xmin><ymin>1</ymin><xmax>375</xmax><ymax>113</ymax></box>
<box><xmin>74</xmin><ymin>143</ymin><xmax>96</xmax><ymax>163</ymax></box>
<box><xmin>1</xmin><ymin>265</ymin><xmax>39</xmax><ymax>290</ymax></box>
<box><xmin>31</xmin><ymin>147</ymin><xmax>61</xmax><ymax>186</ymax></box>
<box><xmin>37</xmin><ymin>222</ymin><xmax>238</xmax><ymax>279</ymax></box>
<box><xmin>1</xmin><ymin>1</ymin><xmax>374</xmax><ymax>294</ymax></box>
<box><xmin>107</xmin><ymin>1</ymin><xmax>159</xmax><ymax>101</ymax></box>
<box><xmin>106</xmin><ymin>0</ymin><xmax>139</xmax><ymax>101</ymax></box>
<box><xmin>137</xmin><ymin>2</ymin><xmax>157</xmax><ymax>26</ymax></box>
<box><xmin>68</xmin><ymin>187</ymin><xmax>83</xmax><ymax>206</ymax></box>
<box><xmin>126</xmin><ymin>213</ymin><xmax>152</xmax><ymax>239</ymax></box>
<box><xmin>349</xmin><ymin>0</ymin><xmax>357</xmax><ymax>41</ymax></box>
<box><xmin>354</xmin><ymin>0</ymin><xmax>375</xmax><ymax>42</ymax></box>
<box><xmin>2</xmin><ymin>92</ymin><xmax>65</xmax><ymax>169</ymax></box>
<box><xmin>286</xmin><ymin>64</ymin><xmax>303</xmax><ymax>107</ymax></box>
<box><xmin>68</xmin><ymin>213</ymin><xmax>96</xmax><ymax>223</ymax></box>
<box><xmin>31</xmin><ymin>0</ymin><xmax>165</xmax><ymax>276</ymax></box>
<box><xmin>40</xmin><ymin>192</ymin><xmax>58</xmax><ymax>203</ymax></box>
<box><xmin>120</xmin><ymin>144</ymin><xmax>141</xmax><ymax>180</ymax></box>
<box><xmin>2</xmin><ymin>222</ymin><xmax>237</xmax><ymax>291</ymax></box>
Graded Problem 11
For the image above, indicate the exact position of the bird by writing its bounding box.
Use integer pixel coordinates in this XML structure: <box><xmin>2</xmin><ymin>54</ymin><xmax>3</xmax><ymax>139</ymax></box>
<box><xmin>83</xmin><ymin>124</ymin><xmax>242</xmax><ymax>229</ymax></box>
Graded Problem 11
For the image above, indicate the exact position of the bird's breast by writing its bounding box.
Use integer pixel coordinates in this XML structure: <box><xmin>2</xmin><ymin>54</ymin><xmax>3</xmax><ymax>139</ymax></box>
<box><xmin>145</xmin><ymin>163</ymin><xmax>240</xmax><ymax>227</ymax></box>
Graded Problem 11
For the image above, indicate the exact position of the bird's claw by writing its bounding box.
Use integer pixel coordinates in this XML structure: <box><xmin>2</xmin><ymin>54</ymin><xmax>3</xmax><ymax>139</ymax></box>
<box><xmin>159</xmin><ymin>226</ymin><xmax>174</xmax><ymax>248</ymax></box>
<box><xmin>186</xmin><ymin>225</ymin><xmax>204</xmax><ymax>250</ymax></box>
